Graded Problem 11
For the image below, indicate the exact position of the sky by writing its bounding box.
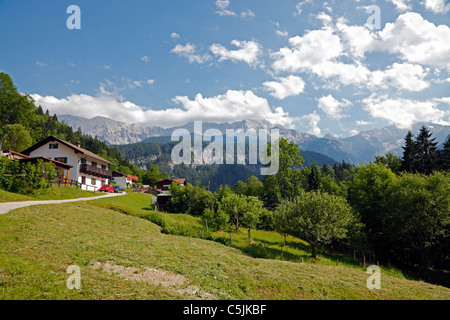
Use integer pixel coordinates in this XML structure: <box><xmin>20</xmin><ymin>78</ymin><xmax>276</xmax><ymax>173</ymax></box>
<box><xmin>0</xmin><ymin>0</ymin><xmax>449</xmax><ymax>138</ymax></box>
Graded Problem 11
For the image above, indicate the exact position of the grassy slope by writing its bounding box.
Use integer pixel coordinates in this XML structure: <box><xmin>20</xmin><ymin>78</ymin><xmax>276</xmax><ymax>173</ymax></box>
<box><xmin>0</xmin><ymin>193</ymin><xmax>449</xmax><ymax>300</ymax></box>
<box><xmin>0</xmin><ymin>190</ymin><xmax>33</xmax><ymax>202</ymax></box>
<box><xmin>0</xmin><ymin>187</ymin><xmax>99</xmax><ymax>203</ymax></box>
<box><xmin>91</xmin><ymin>194</ymin><xmax>406</xmax><ymax>278</ymax></box>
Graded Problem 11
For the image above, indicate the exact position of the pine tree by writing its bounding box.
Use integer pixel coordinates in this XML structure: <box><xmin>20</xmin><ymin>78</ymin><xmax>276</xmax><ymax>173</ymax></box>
<box><xmin>437</xmin><ymin>135</ymin><xmax>450</xmax><ymax>171</ymax></box>
<box><xmin>308</xmin><ymin>163</ymin><xmax>321</xmax><ymax>191</ymax></box>
<box><xmin>402</xmin><ymin>131</ymin><xmax>417</xmax><ymax>173</ymax></box>
<box><xmin>415</xmin><ymin>126</ymin><xmax>438</xmax><ymax>174</ymax></box>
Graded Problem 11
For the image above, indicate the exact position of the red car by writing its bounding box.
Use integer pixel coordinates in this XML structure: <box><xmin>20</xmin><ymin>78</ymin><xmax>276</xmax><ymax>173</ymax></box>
<box><xmin>99</xmin><ymin>184</ymin><xmax>114</xmax><ymax>193</ymax></box>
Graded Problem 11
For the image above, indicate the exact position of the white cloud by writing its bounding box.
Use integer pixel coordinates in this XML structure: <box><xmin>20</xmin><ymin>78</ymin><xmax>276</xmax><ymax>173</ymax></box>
<box><xmin>300</xmin><ymin>112</ymin><xmax>322</xmax><ymax>136</ymax></box>
<box><xmin>147</xmin><ymin>79</ymin><xmax>155</xmax><ymax>86</ymax></box>
<box><xmin>171</xmin><ymin>43</ymin><xmax>211</xmax><ymax>64</ymax></box>
<box><xmin>369</xmin><ymin>63</ymin><xmax>430</xmax><ymax>92</ymax></box>
<box><xmin>141</xmin><ymin>56</ymin><xmax>150</xmax><ymax>63</ymax></box>
<box><xmin>31</xmin><ymin>90</ymin><xmax>296</xmax><ymax>128</ymax></box>
<box><xmin>317</xmin><ymin>95</ymin><xmax>352</xmax><ymax>120</ymax></box>
<box><xmin>363</xmin><ymin>95</ymin><xmax>450</xmax><ymax>129</ymax></box>
<box><xmin>272</xmin><ymin>11</ymin><xmax>450</xmax><ymax>93</ymax></box>
<box><xmin>240</xmin><ymin>9</ymin><xmax>255</xmax><ymax>19</ymax></box>
<box><xmin>215</xmin><ymin>0</ymin><xmax>237</xmax><ymax>16</ymax></box>
<box><xmin>215</xmin><ymin>0</ymin><xmax>255</xmax><ymax>19</ymax></box>
<box><xmin>422</xmin><ymin>0</ymin><xmax>450</xmax><ymax>14</ymax></box>
<box><xmin>170</xmin><ymin>32</ymin><xmax>180</xmax><ymax>39</ymax></box>
<box><xmin>276</xmin><ymin>30</ymin><xmax>289</xmax><ymax>37</ymax></box>
<box><xmin>375</xmin><ymin>12</ymin><xmax>450</xmax><ymax>71</ymax></box>
<box><xmin>336</xmin><ymin>22</ymin><xmax>376</xmax><ymax>59</ymax></box>
<box><xmin>36</xmin><ymin>61</ymin><xmax>47</xmax><ymax>67</ymax></box>
<box><xmin>272</xmin><ymin>28</ymin><xmax>371</xmax><ymax>86</ymax></box>
<box><xmin>210</xmin><ymin>40</ymin><xmax>262</xmax><ymax>67</ymax></box>
<box><xmin>294</xmin><ymin>0</ymin><xmax>313</xmax><ymax>16</ymax></box>
<box><xmin>263</xmin><ymin>75</ymin><xmax>305</xmax><ymax>100</ymax></box>
<box><xmin>385</xmin><ymin>0</ymin><xmax>411</xmax><ymax>11</ymax></box>
<box><xmin>355</xmin><ymin>120</ymin><xmax>373</xmax><ymax>126</ymax></box>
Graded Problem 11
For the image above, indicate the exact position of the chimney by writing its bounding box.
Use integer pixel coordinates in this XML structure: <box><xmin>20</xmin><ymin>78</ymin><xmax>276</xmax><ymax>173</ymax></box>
<box><xmin>77</xmin><ymin>141</ymin><xmax>81</xmax><ymax>148</ymax></box>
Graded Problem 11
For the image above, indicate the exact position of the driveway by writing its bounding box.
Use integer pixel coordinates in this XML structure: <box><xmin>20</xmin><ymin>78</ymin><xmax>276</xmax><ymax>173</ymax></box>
<box><xmin>0</xmin><ymin>192</ymin><xmax>126</xmax><ymax>215</ymax></box>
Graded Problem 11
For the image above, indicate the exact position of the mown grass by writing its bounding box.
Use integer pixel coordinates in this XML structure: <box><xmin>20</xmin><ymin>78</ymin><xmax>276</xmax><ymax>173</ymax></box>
<box><xmin>0</xmin><ymin>189</ymin><xmax>33</xmax><ymax>202</ymax></box>
<box><xmin>91</xmin><ymin>193</ymin><xmax>416</xmax><ymax>280</ymax></box>
<box><xmin>1</xmin><ymin>196</ymin><xmax>449</xmax><ymax>300</ymax></box>
<box><xmin>0</xmin><ymin>186</ymin><xmax>99</xmax><ymax>202</ymax></box>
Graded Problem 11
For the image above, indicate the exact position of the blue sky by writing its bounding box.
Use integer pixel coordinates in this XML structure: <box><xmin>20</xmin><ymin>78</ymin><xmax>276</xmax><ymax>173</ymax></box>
<box><xmin>0</xmin><ymin>0</ymin><xmax>449</xmax><ymax>137</ymax></box>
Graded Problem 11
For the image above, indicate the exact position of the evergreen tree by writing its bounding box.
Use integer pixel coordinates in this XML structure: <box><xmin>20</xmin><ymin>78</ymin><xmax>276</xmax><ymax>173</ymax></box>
<box><xmin>402</xmin><ymin>131</ymin><xmax>417</xmax><ymax>173</ymax></box>
<box><xmin>437</xmin><ymin>135</ymin><xmax>450</xmax><ymax>171</ymax></box>
<box><xmin>308</xmin><ymin>162</ymin><xmax>321</xmax><ymax>191</ymax></box>
<box><xmin>415</xmin><ymin>126</ymin><xmax>438</xmax><ymax>174</ymax></box>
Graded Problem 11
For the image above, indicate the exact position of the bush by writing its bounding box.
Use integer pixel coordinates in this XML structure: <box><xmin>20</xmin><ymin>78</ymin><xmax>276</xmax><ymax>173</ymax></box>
<box><xmin>0</xmin><ymin>157</ymin><xmax>56</xmax><ymax>194</ymax></box>
<box><xmin>202</xmin><ymin>208</ymin><xmax>229</xmax><ymax>231</ymax></box>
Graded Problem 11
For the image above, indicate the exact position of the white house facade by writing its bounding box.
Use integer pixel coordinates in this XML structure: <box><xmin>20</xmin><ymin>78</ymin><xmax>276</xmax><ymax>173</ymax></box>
<box><xmin>22</xmin><ymin>136</ymin><xmax>116</xmax><ymax>192</ymax></box>
<box><xmin>112</xmin><ymin>171</ymin><xmax>139</xmax><ymax>188</ymax></box>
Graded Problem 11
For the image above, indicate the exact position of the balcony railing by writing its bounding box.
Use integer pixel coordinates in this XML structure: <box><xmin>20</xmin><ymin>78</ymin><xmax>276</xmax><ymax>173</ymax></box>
<box><xmin>80</xmin><ymin>164</ymin><xmax>113</xmax><ymax>179</ymax></box>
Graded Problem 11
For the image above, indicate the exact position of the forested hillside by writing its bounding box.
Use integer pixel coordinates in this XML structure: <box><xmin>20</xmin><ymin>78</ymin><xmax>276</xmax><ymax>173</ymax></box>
<box><xmin>112</xmin><ymin>140</ymin><xmax>337</xmax><ymax>190</ymax></box>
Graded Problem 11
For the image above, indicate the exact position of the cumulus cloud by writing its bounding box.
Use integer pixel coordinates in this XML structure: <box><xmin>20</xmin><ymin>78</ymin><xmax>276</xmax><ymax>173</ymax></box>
<box><xmin>385</xmin><ymin>0</ymin><xmax>411</xmax><ymax>11</ymax></box>
<box><xmin>215</xmin><ymin>0</ymin><xmax>255</xmax><ymax>19</ymax></box>
<box><xmin>294</xmin><ymin>0</ymin><xmax>313</xmax><ymax>16</ymax></box>
<box><xmin>276</xmin><ymin>30</ymin><xmax>289</xmax><ymax>37</ymax></box>
<box><xmin>215</xmin><ymin>0</ymin><xmax>237</xmax><ymax>16</ymax></box>
<box><xmin>272</xmin><ymin>11</ymin><xmax>450</xmax><ymax>92</ymax></box>
<box><xmin>355</xmin><ymin>120</ymin><xmax>373</xmax><ymax>126</ymax></box>
<box><xmin>374</xmin><ymin>12</ymin><xmax>450</xmax><ymax>71</ymax></box>
<box><xmin>263</xmin><ymin>75</ymin><xmax>306</xmax><ymax>100</ymax></box>
<box><xmin>300</xmin><ymin>112</ymin><xmax>322</xmax><ymax>136</ymax></box>
<box><xmin>210</xmin><ymin>40</ymin><xmax>262</xmax><ymax>67</ymax></box>
<box><xmin>363</xmin><ymin>95</ymin><xmax>450</xmax><ymax>129</ymax></box>
<box><xmin>171</xmin><ymin>43</ymin><xmax>211</xmax><ymax>64</ymax></box>
<box><xmin>31</xmin><ymin>90</ymin><xmax>296</xmax><ymax>128</ymax></box>
<box><xmin>318</xmin><ymin>95</ymin><xmax>352</xmax><ymax>120</ymax></box>
<box><xmin>170</xmin><ymin>32</ymin><xmax>180</xmax><ymax>39</ymax></box>
<box><xmin>369</xmin><ymin>63</ymin><xmax>430</xmax><ymax>92</ymax></box>
<box><xmin>272</xmin><ymin>28</ymin><xmax>371</xmax><ymax>86</ymax></box>
<box><xmin>422</xmin><ymin>0</ymin><xmax>450</xmax><ymax>13</ymax></box>
<box><xmin>141</xmin><ymin>56</ymin><xmax>150</xmax><ymax>63</ymax></box>
<box><xmin>240</xmin><ymin>9</ymin><xmax>255</xmax><ymax>19</ymax></box>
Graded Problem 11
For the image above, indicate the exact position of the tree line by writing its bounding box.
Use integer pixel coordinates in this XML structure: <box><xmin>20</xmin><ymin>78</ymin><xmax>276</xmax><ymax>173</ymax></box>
<box><xmin>167</xmin><ymin>133</ymin><xmax>449</xmax><ymax>286</ymax></box>
<box><xmin>0</xmin><ymin>72</ymin><xmax>164</xmax><ymax>182</ymax></box>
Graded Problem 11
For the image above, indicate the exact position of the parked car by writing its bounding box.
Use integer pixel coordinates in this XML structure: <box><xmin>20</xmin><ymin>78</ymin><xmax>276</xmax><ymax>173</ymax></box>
<box><xmin>99</xmin><ymin>184</ymin><xmax>114</xmax><ymax>193</ymax></box>
<box><xmin>114</xmin><ymin>186</ymin><xmax>125</xmax><ymax>193</ymax></box>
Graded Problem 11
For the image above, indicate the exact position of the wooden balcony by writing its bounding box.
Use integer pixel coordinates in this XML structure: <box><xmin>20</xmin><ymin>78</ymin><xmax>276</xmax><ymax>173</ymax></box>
<box><xmin>80</xmin><ymin>164</ymin><xmax>113</xmax><ymax>179</ymax></box>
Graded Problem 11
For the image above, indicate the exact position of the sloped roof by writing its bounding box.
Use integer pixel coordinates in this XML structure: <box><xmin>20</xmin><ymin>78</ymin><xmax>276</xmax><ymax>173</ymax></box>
<box><xmin>19</xmin><ymin>156</ymin><xmax>73</xmax><ymax>170</ymax></box>
<box><xmin>1</xmin><ymin>150</ymin><xmax>30</xmax><ymax>159</ymax></box>
<box><xmin>22</xmin><ymin>136</ymin><xmax>116</xmax><ymax>166</ymax></box>
<box><xmin>158</xmin><ymin>178</ymin><xmax>186</xmax><ymax>185</ymax></box>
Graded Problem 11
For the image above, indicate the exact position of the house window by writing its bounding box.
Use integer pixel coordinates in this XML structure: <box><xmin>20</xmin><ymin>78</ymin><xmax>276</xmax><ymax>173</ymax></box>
<box><xmin>101</xmin><ymin>180</ymin><xmax>105</xmax><ymax>186</ymax></box>
<box><xmin>49</xmin><ymin>143</ymin><xmax>59</xmax><ymax>149</ymax></box>
<box><xmin>81</xmin><ymin>176</ymin><xmax>86</xmax><ymax>185</ymax></box>
<box><xmin>55</xmin><ymin>157</ymin><xmax>68</xmax><ymax>164</ymax></box>
<box><xmin>91</xmin><ymin>178</ymin><xmax>96</xmax><ymax>185</ymax></box>
<box><xmin>80</xmin><ymin>158</ymin><xmax>87</xmax><ymax>165</ymax></box>
<box><xmin>91</xmin><ymin>162</ymin><xmax>97</xmax><ymax>168</ymax></box>
<box><xmin>101</xmin><ymin>165</ymin><xmax>106</xmax><ymax>170</ymax></box>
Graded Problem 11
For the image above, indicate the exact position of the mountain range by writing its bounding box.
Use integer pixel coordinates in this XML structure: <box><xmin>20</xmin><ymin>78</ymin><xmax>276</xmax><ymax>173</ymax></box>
<box><xmin>58</xmin><ymin>114</ymin><xmax>450</xmax><ymax>164</ymax></box>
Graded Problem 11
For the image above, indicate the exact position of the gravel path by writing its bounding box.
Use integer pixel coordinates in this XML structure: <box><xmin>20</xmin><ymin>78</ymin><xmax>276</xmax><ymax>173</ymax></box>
<box><xmin>0</xmin><ymin>192</ymin><xmax>126</xmax><ymax>215</ymax></box>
